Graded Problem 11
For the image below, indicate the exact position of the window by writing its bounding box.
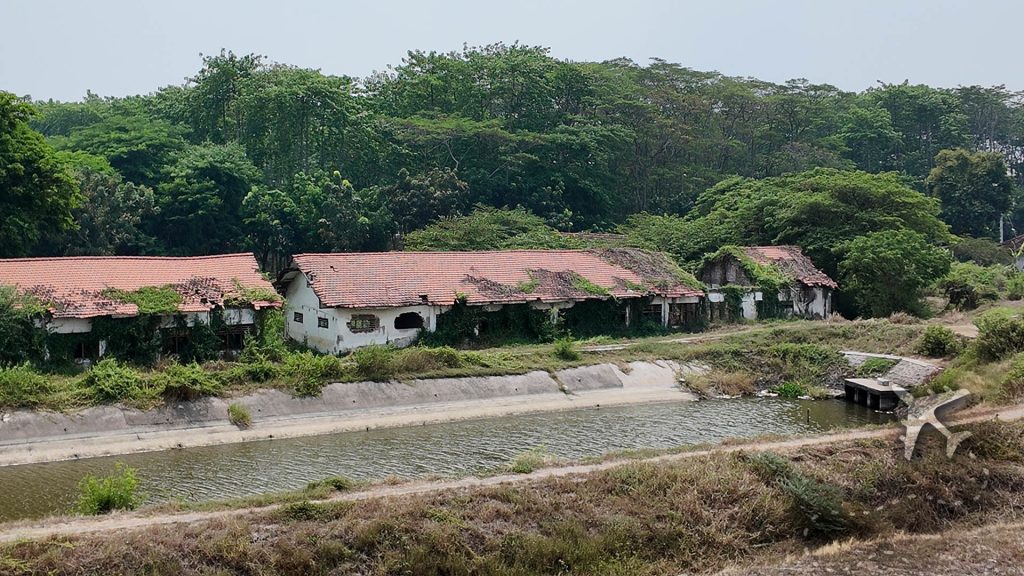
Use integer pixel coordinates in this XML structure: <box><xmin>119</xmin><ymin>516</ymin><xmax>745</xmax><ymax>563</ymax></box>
<box><xmin>73</xmin><ymin>341</ymin><xmax>99</xmax><ymax>362</ymax></box>
<box><xmin>317</xmin><ymin>317</ymin><xmax>329</xmax><ymax>329</ymax></box>
<box><xmin>394</xmin><ymin>312</ymin><xmax>424</xmax><ymax>330</ymax></box>
<box><xmin>293</xmin><ymin>312</ymin><xmax>304</xmax><ymax>323</ymax></box>
<box><xmin>347</xmin><ymin>314</ymin><xmax>380</xmax><ymax>333</ymax></box>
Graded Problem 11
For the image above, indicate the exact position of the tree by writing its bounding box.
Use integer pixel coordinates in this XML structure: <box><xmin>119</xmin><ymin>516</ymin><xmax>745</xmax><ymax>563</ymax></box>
<box><xmin>383</xmin><ymin>167</ymin><xmax>470</xmax><ymax>232</ymax></box>
<box><xmin>838</xmin><ymin>230</ymin><xmax>951</xmax><ymax>317</ymax></box>
<box><xmin>405</xmin><ymin>206</ymin><xmax>579</xmax><ymax>251</ymax></box>
<box><xmin>0</xmin><ymin>92</ymin><xmax>80</xmax><ymax>257</ymax></box>
<box><xmin>156</xmin><ymin>143</ymin><xmax>260</xmax><ymax>254</ymax></box>
<box><xmin>62</xmin><ymin>113</ymin><xmax>187</xmax><ymax>187</ymax></box>
<box><xmin>926</xmin><ymin>148</ymin><xmax>1013</xmax><ymax>238</ymax></box>
<box><xmin>38</xmin><ymin>166</ymin><xmax>156</xmax><ymax>256</ymax></box>
<box><xmin>242</xmin><ymin>187</ymin><xmax>298</xmax><ymax>271</ymax></box>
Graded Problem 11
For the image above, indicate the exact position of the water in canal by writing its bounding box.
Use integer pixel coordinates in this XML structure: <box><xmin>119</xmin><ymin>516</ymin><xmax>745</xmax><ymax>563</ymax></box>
<box><xmin>0</xmin><ymin>398</ymin><xmax>891</xmax><ymax>521</ymax></box>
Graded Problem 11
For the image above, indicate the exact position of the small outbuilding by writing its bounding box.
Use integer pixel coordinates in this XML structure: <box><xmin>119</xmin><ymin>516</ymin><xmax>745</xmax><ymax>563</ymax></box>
<box><xmin>698</xmin><ymin>245</ymin><xmax>836</xmax><ymax>321</ymax></box>
<box><xmin>0</xmin><ymin>253</ymin><xmax>280</xmax><ymax>363</ymax></box>
<box><xmin>276</xmin><ymin>249</ymin><xmax>705</xmax><ymax>354</ymax></box>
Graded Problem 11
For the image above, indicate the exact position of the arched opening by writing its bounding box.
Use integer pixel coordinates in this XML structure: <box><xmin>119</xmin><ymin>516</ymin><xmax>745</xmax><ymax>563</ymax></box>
<box><xmin>394</xmin><ymin>311</ymin><xmax>425</xmax><ymax>330</ymax></box>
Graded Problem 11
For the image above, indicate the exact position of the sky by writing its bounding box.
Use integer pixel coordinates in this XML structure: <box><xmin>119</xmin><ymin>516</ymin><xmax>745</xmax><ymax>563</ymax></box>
<box><xmin>3</xmin><ymin>0</ymin><xmax>1023</xmax><ymax>102</ymax></box>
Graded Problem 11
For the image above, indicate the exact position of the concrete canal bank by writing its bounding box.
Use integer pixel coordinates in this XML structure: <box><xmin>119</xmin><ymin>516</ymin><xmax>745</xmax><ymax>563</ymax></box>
<box><xmin>0</xmin><ymin>360</ymin><xmax>699</xmax><ymax>466</ymax></box>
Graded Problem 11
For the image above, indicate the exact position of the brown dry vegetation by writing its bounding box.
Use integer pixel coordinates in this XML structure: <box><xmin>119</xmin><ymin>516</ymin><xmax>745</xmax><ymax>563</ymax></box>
<box><xmin>3</xmin><ymin>421</ymin><xmax>1023</xmax><ymax>575</ymax></box>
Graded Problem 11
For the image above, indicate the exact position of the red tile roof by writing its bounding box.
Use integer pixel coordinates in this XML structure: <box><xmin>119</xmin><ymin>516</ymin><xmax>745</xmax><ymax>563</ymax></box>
<box><xmin>743</xmin><ymin>246</ymin><xmax>838</xmax><ymax>289</ymax></box>
<box><xmin>288</xmin><ymin>250</ymin><xmax>704</xmax><ymax>309</ymax></box>
<box><xmin>0</xmin><ymin>254</ymin><xmax>278</xmax><ymax>319</ymax></box>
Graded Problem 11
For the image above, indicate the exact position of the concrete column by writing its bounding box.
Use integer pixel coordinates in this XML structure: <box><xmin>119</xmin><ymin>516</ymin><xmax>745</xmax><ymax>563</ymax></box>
<box><xmin>660</xmin><ymin>301</ymin><xmax>669</xmax><ymax>327</ymax></box>
<box><xmin>549</xmin><ymin>307</ymin><xmax>559</xmax><ymax>324</ymax></box>
<box><xmin>624</xmin><ymin>305</ymin><xmax>631</xmax><ymax>327</ymax></box>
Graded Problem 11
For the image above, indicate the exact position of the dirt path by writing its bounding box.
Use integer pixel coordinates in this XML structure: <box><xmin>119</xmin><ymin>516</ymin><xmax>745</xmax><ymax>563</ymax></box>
<box><xmin>2</xmin><ymin>403</ymin><xmax>1021</xmax><ymax>545</ymax></box>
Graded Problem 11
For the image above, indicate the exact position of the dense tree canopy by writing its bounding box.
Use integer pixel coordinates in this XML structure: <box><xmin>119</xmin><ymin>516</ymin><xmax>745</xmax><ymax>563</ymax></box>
<box><xmin>6</xmin><ymin>45</ymin><xmax>1024</xmax><ymax>319</ymax></box>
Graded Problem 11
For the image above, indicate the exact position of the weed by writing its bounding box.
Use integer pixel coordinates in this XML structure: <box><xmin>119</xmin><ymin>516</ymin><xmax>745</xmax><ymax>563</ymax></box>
<box><xmin>82</xmin><ymin>359</ymin><xmax>150</xmax><ymax>403</ymax></box>
<box><xmin>915</xmin><ymin>325</ymin><xmax>962</xmax><ymax>357</ymax></box>
<box><xmin>156</xmin><ymin>363</ymin><xmax>223</xmax><ymax>400</ymax></box>
<box><xmin>773</xmin><ymin>381</ymin><xmax>808</xmax><ymax>398</ymax></box>
<box><xmin>227</xmin><ymin>403</ymin><xmax>252</xmax><ymax>428</ymax></box>
<box><xmin>856</xmin><ymin>357</ymin><xmax>897</xmax><ymax>377</ymax></box>
<box><xmin>306</xmin><ymin>475</ymin><xmax>356</xmax><ymax>492</ymax></box>
<box><xmin>507</xmin><ymin>447</ymin><xmax>552</xmax><ymax>474</ymax></box>
<box><xmin>552</xmin><ymin>337</ymin><xmax>580</xmax><ymax>361</ymax></box>
<box><xmin>74</xmin><ymin>463</ymin><xmax>140</xmax><ymax>515</ymax></box>
<box><xmin>351</xmin><ymin>345</ymin><xmax>396</xmax><ymax>381</ymax></box>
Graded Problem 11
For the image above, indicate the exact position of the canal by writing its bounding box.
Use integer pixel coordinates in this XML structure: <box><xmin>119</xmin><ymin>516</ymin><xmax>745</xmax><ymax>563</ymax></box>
<box><xmin>0</xmin><ymin>397</ymin><xmax>892</xmax><ymax>521</ymax></box>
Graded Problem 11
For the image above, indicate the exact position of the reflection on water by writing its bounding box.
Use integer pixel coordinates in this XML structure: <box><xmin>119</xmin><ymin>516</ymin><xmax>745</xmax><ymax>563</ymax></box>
<box><xmin>0</xmin><ymin>398</ymin><xmax>891</xmax><ymax>521</ymax></box>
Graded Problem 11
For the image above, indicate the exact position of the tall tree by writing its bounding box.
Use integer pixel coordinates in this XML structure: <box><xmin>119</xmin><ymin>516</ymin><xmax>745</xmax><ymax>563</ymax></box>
<box><xmin>926</xmin><ymin>148</ymin><xmax>1013</xmax><ymax>238</ymax></box>
<box><xmin>0</xmin><ymin>92</ymin><xmax>80</xmax><ymax>257</ymax></box>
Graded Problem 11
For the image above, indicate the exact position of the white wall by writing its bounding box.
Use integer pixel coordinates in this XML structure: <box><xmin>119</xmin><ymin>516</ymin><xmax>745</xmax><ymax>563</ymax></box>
<box><xmin>283</xmin><ymin>274</ymin><xmax>442</xmax><ymax>354</ymax></box>
<box><xmin>706</xmin><ymin>290</ymin><xmax>761</xmax><ymax>321</ymax></box>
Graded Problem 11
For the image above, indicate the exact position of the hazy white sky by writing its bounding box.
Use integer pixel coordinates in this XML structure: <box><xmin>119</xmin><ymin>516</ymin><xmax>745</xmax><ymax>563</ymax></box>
<box><xmin>3</xmin><ymin>0</ymin><xmax>1022</xmax><ymax>101</ymax></box>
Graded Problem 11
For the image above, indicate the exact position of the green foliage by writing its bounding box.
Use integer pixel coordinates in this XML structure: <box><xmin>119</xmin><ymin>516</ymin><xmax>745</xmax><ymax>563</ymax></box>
<box><xmin>937</xmin><ymin>262</ymin><xmax>1005</xmax><ymax>310</ymax></box>
<box><xmin>772</xmin><ymin>382</ymin><xmax>807</xmax><ymax>398</ymax></box>
<box><xmin>155</xmin><ymin>363</ymin><xmax>223</xmax><ymax>400</ymax></box>
<box><xmin>997</xmin><ymin>353</ymin><xmax>1024</xmax><ymax>404</ymax></box>
<box><xmin>101</xmin><ymin>286</ymin><xmax>182</xmax><ymax>315</ymax></box>
<box><xmin>552</xmin><ymin>337</ymin><xmax>581</xmax><ymax>361</ymax></box>
<box><xmin>701</xmin><ymin>246</ymin><xmax>791</xmax><ymax>291</ymax></box>
<box><xmin>569</xmin><ymin>273</ymin><xmax>611</xmax><ymax>296</ymax></box>
<box><xmin>74</xmin><ymin>463</ymin><xmax>141</xmax><ymax>515</ymax></box>
<box><xmin>227</xmin><ymin>402</ymin><xmax>252</xmax><ymax>428</ymax></box>
<box><xmin>404</xmin><ymin>206</ymin><xmax>580</xmax><ymax>251</ymax></box>
<box><xmin>424</xmin><ymin>301</ymin><xmax>559</xmax><ymax>348</ymax></box>
<box><xmin>506</xmin><ymin>447</ymin><xmax>551</xmax><ymax>474</ymax></box>
<box><xmin>83</xmin><ymin>359</ymin><xmax>149</xmax><ymax>403</ymax></box>
<box><xmin>0</xmin><ymin>92</ymin><xmax>81</xmax><ymax>258</ymax></box>
<box><xmin>838</xmin><ymin>230</ymin><xmax>952</xmax><ymax>317</ymax></box>
<box><xmin>351</xmin><ymin>345</ymin><xmax>397</xmax><ymax>381</ymax></box>
<box><xmin>856</xmin><ymin>357</ymin><xmax>898</xmax><ymax>376</ymax></box>
<box><xmin>306</xmin><ymin>475</ymin><xmax>356</xmax><ymax>492</ymax></box>
<box><xmin>926</xmin><ymin>148</ymin><xmax>1013</xmax><ymax>239</ymax></box>
<box><xmin>284</xmin><ymin>351</ymin><xmax>348</xmax><ymax>396</ymax></box>
<box><xmin>0</xmin><ymin>286</ymin><xmax>48</xmax><ymax>366</ymax></box>
<box><xmin>974</xmin><ymin>308</ymin><xmax>1024</xmax><ymax>361</ymax></box>
<box><xmin>951</xmin><ymin>236</ymin><xmax>1012</xmax><ymax>266</ymax></box>
<box><xmin>915</xmin><ymin>325</ymin><xmax>963</xmax><ymax>358</ymax></box>
<box><xmin>0</xmin><ymin>364</ymin><xmax>55</xmax><ymax>408</ymax></box>
<box><xmin>90</xmin><ymin>316</ymin><xmax>163</xmax><ymax>367</ymax></box>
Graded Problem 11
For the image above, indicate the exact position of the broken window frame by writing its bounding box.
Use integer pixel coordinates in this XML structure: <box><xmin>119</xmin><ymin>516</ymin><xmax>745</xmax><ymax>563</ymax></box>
<box><xmin>347</xmin><ymin>314</ymin><xmax>380</xmax><ymax>333</ymax></box>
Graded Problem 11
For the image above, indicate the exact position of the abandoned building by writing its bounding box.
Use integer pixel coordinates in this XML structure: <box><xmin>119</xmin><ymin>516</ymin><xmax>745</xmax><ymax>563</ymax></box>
<box><xmin>698</xmin><ymin>245</ymin><xmax>836</xmax><ymax>321</ymax></box>
<box><xmin>0</xmin><ymin>253</ymin><xmax>280</xmax><ymax>362</ymax></box>
<box><xmin>276</xmin><ymin>249</ymin><xmax>706</xmax><ymax>354</ymax></box>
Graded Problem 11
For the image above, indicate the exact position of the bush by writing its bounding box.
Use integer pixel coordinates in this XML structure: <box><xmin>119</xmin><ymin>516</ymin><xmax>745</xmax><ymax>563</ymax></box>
<box><xmin>74</xmin><ymin>463</ymin><xmax>140</xmax><ymax>515</ymax></box>
<box><xmin>552</xmin><ymin>337</ymin><xmax>581</xmax><ymax>361</ymax></box>
<box><xmin>997</xmin><ymin>353</ymin><xmax>1024</xmax><ymax>404</ymax></box>
<box><xmin>391</xmin><ymin>346</ymin><xmax>464</xmax><ymax>373</ymax></box>
<box><xmin>0</xmin><ymin>364</ymin><xmax>54</xmax><ymax>408</ymax></box>
<box><xmin>507</xmin><ymin>447</ymin><xmax>552</xmax><ymax>474</ymax></box>
<box><xmin>938</xmin><ymin>262</ymin><xmax>1004</xmax><ymax>310</ymax></box>
<box><xmin>351</xmin><ymin>345</ymin><xmax>396</xmax><ymax>381</ymax></box>
<box><xmin>915</xmin><ymin>325</ymin><xmax>962</xmax><ymax>357</ymax></box>
<box><xmin>745</xmin><ymin>452</ymin><xmax>849</xmax><ymax>541</ymax></box>
<box><xmin>772</xmin><ymin>382</ymin><xmax>807</xmax><ymax>398</ymax></box>
<box><xmin>856</xmin><ymin>357</ymin><xmax>897</xmax><ymax>376</ymax></box>
<box><xmin>1007</xmin><ymin>273</ymin><xmax>1024</xmax><ymax>301</ymax></box>
<box><xmin>307</xmin><ymin>475</ymin><xmax>356</xmax><ymax>492</ymax></box>
<box><xmin>83</xmin><ymin>359</ymin><xmax>148</xmax><ymax>402</ymax></box>
<box><xmin>975</xmin><ymin>308</ymin><xmax>1024</xmax><ymax>361</ymax></box>
<box><xmin>228</xmin><ymin>403</ymin><xmax>252</xmax><ymax>428</ymax></box>
<box><xmin>284</xmin><ymin>351</ymin><xmax>348</xmax><ymax>396</ymax></box>
<box><xmin>686</xmin><ymin>370</ymin><xmax>757</xmax><ymax>397</ymax></box>
<box><xmin>155</xmin><ymin>363</ymin><xmax>223</xmax><ymax>400</ymax></box>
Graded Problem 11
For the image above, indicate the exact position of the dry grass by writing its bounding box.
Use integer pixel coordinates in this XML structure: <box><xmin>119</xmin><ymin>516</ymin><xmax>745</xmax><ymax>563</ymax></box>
<box><xmin>4</xmin><ymin>421</ymin><xmax>1024</xmax><ymax>575</ymax></box>
<box><xmin>685</xmin><ymin>369</ymin><xmax>758</xmax><ymax>397</ymax></box>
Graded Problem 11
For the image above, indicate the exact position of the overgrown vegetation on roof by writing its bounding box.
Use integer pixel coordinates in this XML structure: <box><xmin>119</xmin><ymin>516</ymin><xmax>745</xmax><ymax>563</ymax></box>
<box><xmin>596</xmin><ymin>248</ymin><xmax>704</xmax><ymax>292</ymax></box>
<box><xmin>226</xmin><ymin>278</ymin><xmax>283</xmax><ymax>306</ymax></box>
<box><xmin>101</xmin><ymin>285</ymin><xmax>182</xmax><ymax>315</ymax></box>
<box><xmin>701</xmin><ymin>245</ymin><xmax>792</xmax><ymax>293</ymax></box>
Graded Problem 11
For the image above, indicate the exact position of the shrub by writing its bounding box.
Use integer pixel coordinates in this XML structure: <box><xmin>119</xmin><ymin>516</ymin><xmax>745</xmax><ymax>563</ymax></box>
<box><xmin>772</xmin><ymin>382</ymin><xmax>807</xmax><ymax>398</ymax></box>
<box><xmin>284</xmin><ymin>351</ymin><xmax>348</xmax><ymax>396</ymax></box>
<box><xmin>391</xmin><ymin>346</ymin><xmax>464</xmax><ymax>373</ymax></box>
<box><xmin>227</xmin><ymin>403</ymin><xmax>252</xmax><ymax>428</ymax></box>
<box><xmin>155</xmin><ymin>363</ymin><xmax>223</xmax><ymax>400</ymax></box>
<box><xmin>997</xmin><ymin>353</ymin><xmax>1024</xmax><ymax>404</ymax></box>
<box><xmin>975</xmin><ymin>308</ymin><xmax>1024</xmax><ymax>361</ymax></box>
<box><xmin>307</xmin><ymin>475</ymin><xmax>356</xmax><ymax>492</ymax></box>
<box><xmin>74</xmin><ymin>463</ymin><xmax>140</xmax><ymax>515</ymax></box>
<box><xmin>0</xmin><ymin>364</ymin><xmax>53</xmax><ymax>408</ymax></box>
<box><xmin>552</xmin><ymin>337</ymin><xmax>581</xmax><ymax>361</ymax></box>
<box><xmin>1008</xmin><ymin>273</ymin><xmax>1024</xmax><ymax>301</ymax></box>
<box><xmin>686</xmin><ymin>370</ymin><xmax>757</xmax><ymax>396</ymax></box>
<box><xmin>351</xmin><ymin>345</ymin><xmax>396</xmax><ymax>381</ymax></box>
<box><xmin>856</xmin><ymin>357</ymin><xmax>897</xmax><ymax>376</ymax></box>
<box><xmin>915</xmin><ymin>325</ymin><xmax>962</xmax><ymax>357</ymax></box>
<box><xmin>507</xmin><ymin>447</ymin><xmax>551</xmax><ymax>474</ymax></box>
<box><xmin>745</xmin><ymin>452</ymin><xmax>849</xmax><ymax>541</ymax></box>
<box><xmin>938</xmin><ymin>262</ymin><xmax>1004</xmax><ymax>310</ymax></box>
<box><xmin>83</xmin><ymin>359</ymin><xmax>147</xmax><ymax>402</ymax></box>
